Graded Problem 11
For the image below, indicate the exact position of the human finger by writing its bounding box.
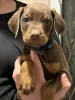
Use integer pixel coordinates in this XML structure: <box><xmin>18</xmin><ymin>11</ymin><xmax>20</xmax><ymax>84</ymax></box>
<box><xmin>55</xmin><ymin>73</ymin><xmax>71</xmax><ymax>100</ymax></box>
<box><xmin>12</xmin><ymin>56</ymin><xmax>21</xmax><ymax>84</ymax></box>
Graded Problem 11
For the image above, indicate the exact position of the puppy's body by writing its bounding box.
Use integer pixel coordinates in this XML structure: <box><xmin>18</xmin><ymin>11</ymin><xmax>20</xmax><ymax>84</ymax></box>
<box><xmin>8</xmin><ymin>3</ymin><xmax>72</xmax><ymax>100</ymax></box>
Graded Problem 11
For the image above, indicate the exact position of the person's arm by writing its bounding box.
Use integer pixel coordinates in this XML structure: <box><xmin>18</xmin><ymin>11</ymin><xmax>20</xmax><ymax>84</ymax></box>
<box><xmin>12</xmin><ymin>50</ymin><xmax>71</xmax><ymax>100</ymax></box>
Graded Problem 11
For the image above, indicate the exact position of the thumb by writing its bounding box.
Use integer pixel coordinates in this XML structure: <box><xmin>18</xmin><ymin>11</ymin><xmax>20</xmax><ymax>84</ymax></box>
<box><xmin>30</xmin><ymin>50</ymin><xmax>45</xmax><ymax>83</ymax></box>
<box><xmin>30</xmin><ymin>50</ymin><xmax>43</xmax><ymax>71</ymax></box>
<box><xmin>61</xmin><ymin>73</ymin><xmax>71</xmax><ymax>91</ymax></box>
<box><xmin>55</xmin><ymin>73</ymin><xmax>71</xmax><ymax>100</ymax></box>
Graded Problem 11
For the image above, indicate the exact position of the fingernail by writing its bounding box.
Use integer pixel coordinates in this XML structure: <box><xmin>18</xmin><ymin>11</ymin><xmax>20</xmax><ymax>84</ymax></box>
<box><xmin>62</xmin><ymin>73</ymin><xmax>67</xmax><ymax>78</ymax></box>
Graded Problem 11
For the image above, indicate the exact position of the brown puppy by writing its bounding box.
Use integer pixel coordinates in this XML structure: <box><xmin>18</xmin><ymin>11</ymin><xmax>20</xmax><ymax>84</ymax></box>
<box><xmin>8</xmin><ymin>3</ymin><xmax>72</xmax><ymax>100</ymax></box>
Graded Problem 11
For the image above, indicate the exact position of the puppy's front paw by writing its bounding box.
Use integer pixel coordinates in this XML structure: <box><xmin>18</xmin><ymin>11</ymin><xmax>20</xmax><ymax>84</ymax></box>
<box><xmin>20</xmin><ymin>75</ymin><xmax>35</xmax><ymax>95</ymax></box>
<box><xmin>18</xmin><ymin>61</ymin><xmax>36</xmax><ymax>95</ymax></box>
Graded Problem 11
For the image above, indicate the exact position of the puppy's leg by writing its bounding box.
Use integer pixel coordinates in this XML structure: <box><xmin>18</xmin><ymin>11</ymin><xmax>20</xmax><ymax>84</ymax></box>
<box><xmin>41</xmin><ymin>76</ymin><xmax>62</xmax><ymax>100</ymax></box>
<box><xmin>41</xmin><ymin>81</ymin><xmax>56</xmax><ymax>100</ymax></box>
<box><xmin>18</xmin><ymin>55</ymin><xmax>36</xmax><ymax>95</ymax></box>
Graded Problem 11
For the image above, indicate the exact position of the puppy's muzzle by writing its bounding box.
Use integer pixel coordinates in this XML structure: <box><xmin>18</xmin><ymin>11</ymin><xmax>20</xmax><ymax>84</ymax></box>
<box><xmin>30</xmin><ymin>29</ymin><xmax>41</xmax><ymax>41</ymax></box>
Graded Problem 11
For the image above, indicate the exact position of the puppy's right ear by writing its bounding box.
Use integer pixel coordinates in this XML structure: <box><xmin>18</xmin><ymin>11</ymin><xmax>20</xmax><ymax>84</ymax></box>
<box><xmin>8</xmin><ymin>7</ymin><xmax>24</xmax><ymax>38</ymax></box>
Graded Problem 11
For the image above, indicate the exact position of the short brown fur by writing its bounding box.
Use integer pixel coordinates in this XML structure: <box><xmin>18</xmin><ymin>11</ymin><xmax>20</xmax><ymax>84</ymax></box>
<box><xmin>8</xmin><ymin>3</ymin><xmax>71</xmax><ymax>100</ymax></box>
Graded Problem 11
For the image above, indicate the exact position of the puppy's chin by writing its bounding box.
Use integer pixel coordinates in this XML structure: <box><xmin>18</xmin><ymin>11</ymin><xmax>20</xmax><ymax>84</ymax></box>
<box><xmin>23</xmin><ymin>38</ymin><xmax>48</xmax><ymax>47</ymax></box>
<box><xmin>27</xmin><ymin>42</ymin><xmax>47</xmax><ymax>47</ymax></box>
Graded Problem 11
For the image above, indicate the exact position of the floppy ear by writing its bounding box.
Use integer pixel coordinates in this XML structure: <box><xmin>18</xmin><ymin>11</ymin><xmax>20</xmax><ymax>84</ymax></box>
<box><xmin>8</xmin><ymin>7</ymin><xmax>24</xmax><ymax>38</ymax></box>
<box><xmin>51</xmin><ymin>9</ymin><xmax>66</xmax><ymax>35</ymax></box>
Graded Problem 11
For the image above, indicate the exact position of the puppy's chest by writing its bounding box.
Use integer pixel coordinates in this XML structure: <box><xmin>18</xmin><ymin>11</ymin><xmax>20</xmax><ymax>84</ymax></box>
<box><xmin>23</xmin><ymin>45</ymin><xmax>61</xmax><ymax>81</ymax></box>
<box><xmin>38</xmin><ymin>50</ymin><xmax>61</xmax><ymax>80</ymax></box>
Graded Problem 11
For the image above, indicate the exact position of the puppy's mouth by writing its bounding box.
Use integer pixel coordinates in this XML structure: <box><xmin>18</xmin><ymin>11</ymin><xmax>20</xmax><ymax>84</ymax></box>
<box><xmin>23</xmin><ymin>35</ymin><xmax>48</xmax><ymax>47</ymax></box>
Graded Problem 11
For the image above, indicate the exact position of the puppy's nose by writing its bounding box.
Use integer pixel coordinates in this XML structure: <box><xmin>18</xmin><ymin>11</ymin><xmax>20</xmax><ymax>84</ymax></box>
<box><xmin>31</xmin><ymin>30</ymin><xmax>40</xmax><ymax>40</ymax></box>
<box><xmin>31</xmin><ymin>34</ymin><xmax>39</xmax><ymax>40</ymax></box>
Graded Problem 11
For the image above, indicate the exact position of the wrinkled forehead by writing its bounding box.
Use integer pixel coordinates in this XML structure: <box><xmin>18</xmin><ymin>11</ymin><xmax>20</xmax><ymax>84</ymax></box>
<box><xmin>22</xmin><ymin>4</ymin><xmax>52</xmax><ymax>19</ymax></box>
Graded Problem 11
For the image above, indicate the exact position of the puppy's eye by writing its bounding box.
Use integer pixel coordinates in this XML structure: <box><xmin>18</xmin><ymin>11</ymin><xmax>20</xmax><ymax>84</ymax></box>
<box><xmin>23</xmin><ymin>17</ymin><xmax>30</xmax><ymax>22</ymax></box>
<box><xmin>41</xmin><ymin>18</ymin><xmax>51</xmax><ymax>24</ymax></box>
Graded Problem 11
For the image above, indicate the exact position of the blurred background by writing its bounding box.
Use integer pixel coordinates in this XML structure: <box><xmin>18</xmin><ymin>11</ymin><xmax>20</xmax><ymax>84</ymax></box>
<box><xmin>18</xmin><ymin>0</ymin><xmax>61</xmax><ymax>14</ymax></box>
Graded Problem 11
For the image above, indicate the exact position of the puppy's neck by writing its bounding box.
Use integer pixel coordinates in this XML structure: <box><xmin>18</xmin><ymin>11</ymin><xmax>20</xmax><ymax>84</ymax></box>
<box><xmin>25</xmin><ymin>36</ymin><xmax>54</xmax><ymax>53</ymax></box>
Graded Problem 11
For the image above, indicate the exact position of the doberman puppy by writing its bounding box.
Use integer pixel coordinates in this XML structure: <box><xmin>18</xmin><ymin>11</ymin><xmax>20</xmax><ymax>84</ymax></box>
<box><xmin>8</xmin><ymin>3</ymin><xmax>72</xmax><ymax>100</ymax></box>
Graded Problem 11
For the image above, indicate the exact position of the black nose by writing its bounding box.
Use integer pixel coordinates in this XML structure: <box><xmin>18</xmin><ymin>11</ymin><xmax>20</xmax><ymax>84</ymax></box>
<box><xmin>31</xmin><ymin>34</ymin><xmax>40</xmax><ymax>40</ymax></box>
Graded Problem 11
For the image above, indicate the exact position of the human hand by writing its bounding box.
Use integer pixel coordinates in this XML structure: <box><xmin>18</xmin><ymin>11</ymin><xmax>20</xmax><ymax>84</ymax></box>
<box><xmin>41</xmin><ymin>73</ymin><xmax>71</xmax><ymax>100</ymax></box>
<box><xmin>12</xmin><ymin>50</ymin><xmax>45</xmax><ymax>87</ymax></box>
<box><xmin>12</xmin><ymin>50</ymin><xmax>45</xmax><ymax>100</ymax></box>
<box><xmin>12</xmin><ymin>50</ymin><xmax>71</xmax><ymax>100</ymax></box>
<box><xmin>54</xmin><ymin>73</ymin><xmax>71</xmax><ymax>100</ymax></box>
<box><xmin>12</xmin><ymin>56</ymin><xmax>21</xmax><ymax>88</ymax></box>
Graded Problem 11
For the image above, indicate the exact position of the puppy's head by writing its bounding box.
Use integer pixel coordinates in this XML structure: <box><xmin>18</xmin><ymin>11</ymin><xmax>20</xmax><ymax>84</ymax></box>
<box><xmin>8</xmin><ymin>3</ymin><xmax>66</xmax><ymax>47</ymax></box>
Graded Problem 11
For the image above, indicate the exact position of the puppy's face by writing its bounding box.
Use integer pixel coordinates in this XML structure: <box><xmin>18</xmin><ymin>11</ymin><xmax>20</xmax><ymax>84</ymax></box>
<box><xmin>8</xmin><ymin>3</ymin><xmax>66</xmax><ymax>47</ymax></box>
<box><xmin>20</xmin><ymin>4</ymin><xmax>53</xmax><ymax>47</ymax></box>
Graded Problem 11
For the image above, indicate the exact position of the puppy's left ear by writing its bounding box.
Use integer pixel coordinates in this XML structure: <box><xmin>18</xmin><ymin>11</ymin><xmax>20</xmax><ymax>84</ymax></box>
<box><xmin>51</xmin><ymin>9</ymin><xmax>66</xmax><ymax>34</ymax></box>
<box><xmin>8</xmin><ymin>7</ymin><xmax>24</xmax><ymax>38</ymax></box>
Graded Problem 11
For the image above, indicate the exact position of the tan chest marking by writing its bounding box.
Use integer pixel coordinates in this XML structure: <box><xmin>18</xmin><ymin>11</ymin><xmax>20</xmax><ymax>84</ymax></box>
<box><xmin>44</xmin><ymin>63</ymin><xmax>61</xmax><ymax>73</ymax></box>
